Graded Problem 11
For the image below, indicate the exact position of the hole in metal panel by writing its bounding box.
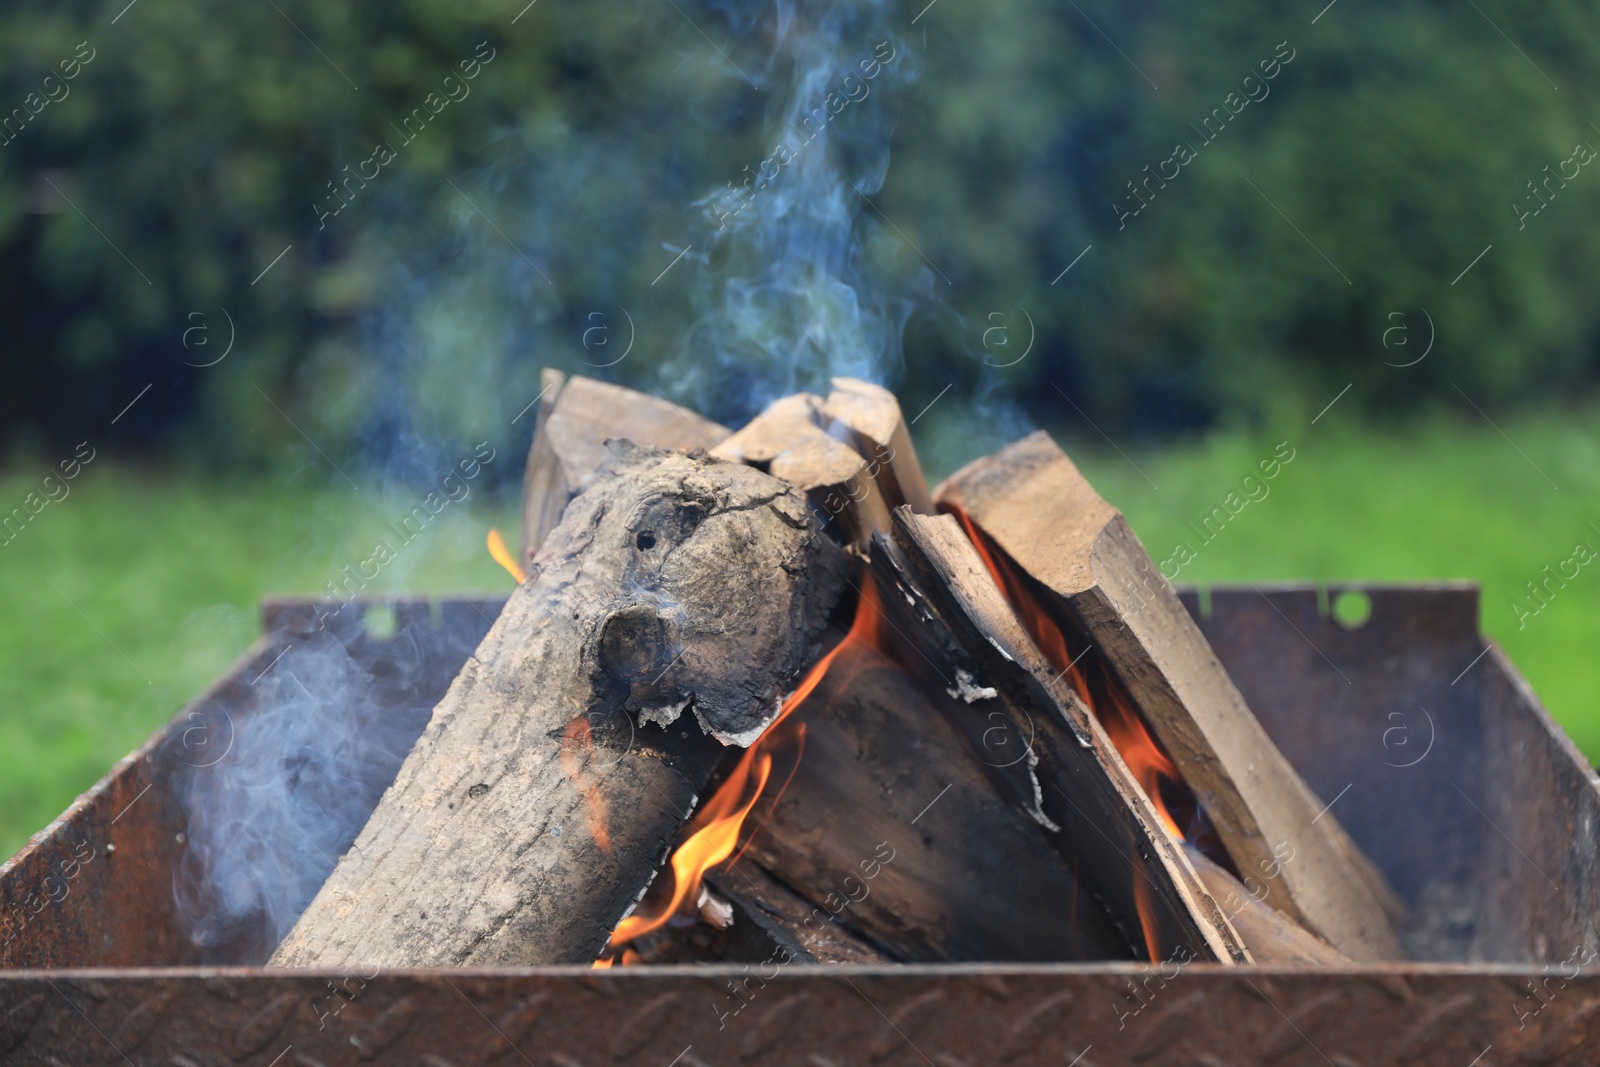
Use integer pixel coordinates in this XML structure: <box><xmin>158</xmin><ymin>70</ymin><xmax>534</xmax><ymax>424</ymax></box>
<box><xmin>363</xmin><ymin>603</ymin><xmax>399</xmax><ymax>641</ymax></box>
<box><xmin>1333</xmin><ymin>590</ymin><xmax>1372</xmax><ymax>629</ymax></box>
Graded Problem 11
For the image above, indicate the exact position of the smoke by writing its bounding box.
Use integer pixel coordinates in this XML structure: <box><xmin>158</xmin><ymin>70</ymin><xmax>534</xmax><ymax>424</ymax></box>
<box><xmin>171</xmin><ymin>610</ymin><xmax>485</xmax><ymax>963</ymax></box>
<box><xmin>170</xmin><ymin>0</ymin><xmax>936</xmax><ymax>959</ymax></box>
<box><xmin>659</xmin><ymin>0</ymin><xmax>930</xmax><ymax>419</ymax></box>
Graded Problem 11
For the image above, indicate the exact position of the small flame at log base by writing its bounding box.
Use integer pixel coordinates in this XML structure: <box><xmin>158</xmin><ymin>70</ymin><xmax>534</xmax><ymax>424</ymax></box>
<box><xmin>594</xmin><ymin>578</ymin><xmax>887</xmax><ymax>966</ymax></box>
<box><xmin>488</xmin><ymin>528</ymin><xmax>526</xmax><ymax>583</ymax></box>
<box><xmin>584</xmin><ymin>508</ymin><xmax>1227</xmax><ymax>966</ymax></box>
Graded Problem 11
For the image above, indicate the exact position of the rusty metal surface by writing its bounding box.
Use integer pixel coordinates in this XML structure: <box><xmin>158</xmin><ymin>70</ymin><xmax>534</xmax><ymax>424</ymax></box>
<box><xmin>1478</xmin><ymin>645</ymin><xmax>1600</xmax><ymax>965</ymax></box>
<box><xmin>0</xmin><ymin>636</ymin><xmax>275</xmax><ymax>970</ymax></box>
<box><xmin>0</xmin><ymin>596</ymin><xmax>502</xmax><ymax>969</ymax></box>
<box><xmin>2</xmin><ymin>964</ymin><xmax>1599</xmax><ymax>1066</ymax></box>
<box><xmin>1177</xmin><ymin>583</ymin><xmax>1600</xmax><ymax>964</ymax></box>
<box><xmin>3</xmin><ymin>587</ymin><xmax>1600</xmax><ymax>1064</ymax></box>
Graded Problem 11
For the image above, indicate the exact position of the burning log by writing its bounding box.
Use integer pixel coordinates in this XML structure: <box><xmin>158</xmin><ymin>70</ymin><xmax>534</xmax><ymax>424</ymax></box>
<box><xmin>733</xmin><ymin>584</ymin><xmax>1137</xmax><ymax>963</ymax></box>
<box><xmin>615</xmin><ymin>865</ymin><xmax>887</xmax><ymax>966</ymax></box>
<box><xmin>705</xmin><ymin>866</ymin><xmax>894</xmax><ymax>965</ymax></box>
<box><xmin>270</xmin><ymin>444</ymin><xmax>846</xmax><ymax>968</ymax></box>
<box><xmin>937</xmin><ymin>431</ymin><xmax>1404</xmax><ymax>961</ymax></box>
<box><xmin>711</xmin><ymin>393</ymin><xmax>893</xmax><ymax>543</ymax></box>
<box><xmin>877</xmin><ymin>511</ymin><xmax>1248</xmax><ymax>964</ymax></box>
<box><xmin>519</xmin><ymin>370</ymin><xmax>731</xmax><ymax>564</ymax></box>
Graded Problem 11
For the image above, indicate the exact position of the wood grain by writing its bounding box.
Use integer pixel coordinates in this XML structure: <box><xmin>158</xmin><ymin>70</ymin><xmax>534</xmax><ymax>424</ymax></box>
<box><xmin>519</xmin><ymin>371</ymin><xmax>731</xmax><ymax>565</ymax></box>
<box><xmin>272</xmin><ymin>445</ymin><xmax>844</xmax><ymax>967</ymax></box>
<box><xmin>882</xmin><ymin>511</ymin><xmax>1248</xmax><ymax>964</ymax></box>
<box><xmin>936</xmin><ymin>431</ymin><xmax>1403</xmax><ymax>961</ymax></box>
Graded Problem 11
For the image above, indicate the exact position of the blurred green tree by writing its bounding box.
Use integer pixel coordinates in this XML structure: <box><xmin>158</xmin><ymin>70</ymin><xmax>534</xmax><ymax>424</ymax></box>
<box><xmin>0</xmin><ymin>0</ymin><xmax>1594</xmax><ymax>473</ymax></box>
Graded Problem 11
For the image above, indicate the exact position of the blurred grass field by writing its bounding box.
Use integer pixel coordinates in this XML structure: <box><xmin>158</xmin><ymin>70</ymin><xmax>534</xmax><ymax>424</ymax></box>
<box><xmin>2</xmin><ymin>402</ymin><xmax>1597</xmax><ymax>861</ymax></box>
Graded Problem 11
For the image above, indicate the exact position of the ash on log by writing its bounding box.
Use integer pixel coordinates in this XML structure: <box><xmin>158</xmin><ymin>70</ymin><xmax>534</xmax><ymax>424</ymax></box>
<box><xmin>938</xmin><ymin>431</ymin><xmax>1404</xmax><ymax>961</ymax></box>
<box><xmin>876</xmin><ymin>512</ymin><xmax>1248</xmax><ymax>964</ymax></box>
<box><xmin>704</xmin><ymin>865</ymin><xmax>893</xmax><ymax>964</ymax></box>
<box><xmin>271</xmin><ymin>445</ymin><xmax>845</xmax><ymax>968</ymax></box>
<box><xmin>519</xmin><ymin>370</ymin><xmax>731</xmax><ymax>564</ymax></box>
<box><xmin>624</xmin><ymin>864</ymin><xmax>893</xmax><ymax>966</ymax></box>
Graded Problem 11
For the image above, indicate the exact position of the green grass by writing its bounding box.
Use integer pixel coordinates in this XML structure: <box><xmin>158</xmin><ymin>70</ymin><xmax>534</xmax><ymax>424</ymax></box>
<box><xmin>2</xmin><ymin>403</ymin><xmax>1597</xmax><ymax>861</ymax></box>
<box><xmin>1050</xmin><ymin>404</ymin><xmax>1600</xmax><ymax>762</ymax></box>
<box><xmin>0</xmin><ymin>462</ymin><xmax>519</xmax><ymax>863</ymax></box>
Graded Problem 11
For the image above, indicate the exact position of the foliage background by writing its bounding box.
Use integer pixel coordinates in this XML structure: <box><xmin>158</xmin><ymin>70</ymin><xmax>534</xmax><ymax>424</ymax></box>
<box><xmin>2</xmin><ymin>0</ymin><xmax>1598</xmax><ymax>855</ymax></box>
<box><xmin>4</xmin><ymin>0</ymin><xmax>1598</xmax><ymax>459</ymax></box>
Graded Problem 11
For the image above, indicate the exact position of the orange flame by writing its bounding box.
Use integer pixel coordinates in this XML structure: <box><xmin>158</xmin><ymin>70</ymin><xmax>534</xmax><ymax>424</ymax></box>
<box><xmin>607</xmin><ymin>752</ymin><xmax>774</xmax><ymax>951</ymax></box>
<box><xmin>488</xmin><ymin>528</ymin><xmax>526</xmax><ymax>584</ymax></box>
<box><xmin>947</xmin><ymin>504</ymin><xmax>1186</xmax><ymax>961</ymax></box>
<box><xmin>946</xmin><ymin>505</ymin><xmax>1184</xmax><ymax>838</ymax></box>
<box><xmin>560</xmin><ymin>717</ymin><xmax>614</xmax><ymax>855</ymax></box>
<box><xmin>597</xmin><ymin>579</ymin><xmax>884</xmax><ymax>964</ymax></box>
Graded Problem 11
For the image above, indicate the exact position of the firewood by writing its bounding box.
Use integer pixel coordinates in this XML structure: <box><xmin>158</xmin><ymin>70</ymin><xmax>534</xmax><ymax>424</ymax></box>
<box><xmin>937</xmin><ymin>431</ymin><xmax>1404</xmax><ymax>961</ymax></box>
<box><xmin>878</xmin><ymin>513</ymin><xmax>1248</xmax><ymax>964</ymax></box>
<box><xmin>518</xmin><ymin>371</ymin><xmax>731</xmax><ymax>564</ymax></box>
<box><xmin>518</xmin><ymin>367</ymin><xmax>570</xmax><ymax>561</ymax></box>
<box><xmin>615</xmin><ymin>867</ymin><xmax>855</xmax><ymax>966</ymax></box>
<box><xmin>270</xmin><ymin>445</ymin><xmax>846</xmax><ymax>968</ymax></box>
<box><xmin>1183</xmin><ymin>846</ymin><xmax>1350</xmax><ymax>966</ymax></box>
<box><xmin>599</xmin><ymin>853</ymin><xmax>893</xmax><ymax>967</ymax></box>
<box><xmin>705</xmin><ymin>866</ymin><xmax>894</xmax><ymax>965</ymax></box>
<box><xmin>737</xmin><ymin>613</ymin><xmax>1137</xmax><ymax>963</ymax></box>
<box><xmin>711</xmin><ymin>393</ymin><xmax>893</xmax><ymax>543</ymax></box>
<box><xmin>819</xmin><ymin>377</ymin><xmax>935</xmax><ymax>515</ymax></box>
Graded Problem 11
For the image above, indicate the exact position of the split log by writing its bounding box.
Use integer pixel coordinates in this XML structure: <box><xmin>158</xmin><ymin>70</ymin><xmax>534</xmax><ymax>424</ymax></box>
<box><xmin>736</xmin><ymin>613</ymin><xmax>1136</xmax><ymax>963</ymax></box>
<box><xmin>706</xmin><ymin>866</ymin><xmax>893</xmax><ymax>965</ymax></box>
<box><xmin>819</xmin><ymin>377</ymin><xmax>935</xmax><ymax>515</ymax></box>
<box><xmin>518</xmin><ymin>367</ymin><xmax>570</xmax><ymax>560</ymax></box>
<box><xmin>1183</xmin><ymin>846</ymin><xmax>1349</xmax><ymax>966</ymax></box>
<box><xmin>271</xmin><ymin>444</ymin><xmax>846</xmax><ymax>968</ymax></box>
<box><xmin>519</xmin><ymin>370</ymin><xmax>731</xmax><ymax>565</ymax></box>
<box><xmin>937</xmin><ymin>431</ymin><xmax>1404</xmax><ymax>961</ymax></box>
<box><xmin>878</xmin><ymin>512</ymin><xmax>1247</xmax><ymax>964</ymax></box>
<box><xmin>712</xmin><ymin>393</ymin><xmax>893</xmax><ymax>544</ymax></box>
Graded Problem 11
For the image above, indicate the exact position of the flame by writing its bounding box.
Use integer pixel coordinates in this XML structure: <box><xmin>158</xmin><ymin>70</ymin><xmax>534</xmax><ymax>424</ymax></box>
<box><xmin>947</xmin><ymin>505</ymin><xmax>1191</xmax><ymax>961</ymax></box>
<box><xmin>946</xmin><ymin>505</ymin><xmax>1185</xmax><ymax>839</ymax></box>
<box><xmin>596</xmin><ymin>579</ymin><xmax>884</xmax><ymax>964</ymax></box>
<box><xmin>488</xmin><ymin>528</ymin><xmax>526</xmax><ymax>584</ymax></box>
<box><xmin>607</xmin><ymin>752</ymin><xmax>775</xmax><ymax>951</ymax></box>
<box><xmin>560</xmin><ymin>717</ymin><xmax>614</xmax><ymax>855</ymax></box>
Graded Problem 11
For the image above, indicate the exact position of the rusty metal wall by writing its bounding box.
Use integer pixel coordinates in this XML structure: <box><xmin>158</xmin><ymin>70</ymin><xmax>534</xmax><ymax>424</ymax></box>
<box><xmin>1180</xmin><ymin>584</ymin><xmax>1600</xmax><ymax>965</ymax></box>
<box><xmin>0</xmin><ymin>597</ymin><xmax>502</xmax><ymax>970</ymax></box>
<box><xmin>3</xmin><ymin>587</ymin><xmax>1600</xmax><ymax>1064</ymax></box>
<box><xmin>1</xmin><ymin>965</ymin><xmax>1597</xmax><ymax>1066</ymax></box>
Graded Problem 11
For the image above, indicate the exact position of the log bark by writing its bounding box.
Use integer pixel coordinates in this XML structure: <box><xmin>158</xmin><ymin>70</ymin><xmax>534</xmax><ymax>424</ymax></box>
<box><xmin>271</xmin><ymin>445</ymin><xmax>845</xmax><ymax>968</ymax></box>
<box><xmin>878</xmin><ymin>512</ymin><xmax>1247</xmax><ymax>965</ymax></box>
<box><xmin>518</xmin><ymin>371</ymin><xmax>732</xmax><ymax>565</ymax></box>
<box><xmin>937</xmin><ymin>431</ymin><xmax>1404</xmax><ymax>961</ymax></box>
<box><xmin>737</xmin><ymin>615</ymin><xmax>1136</xmax><ymax>963</ymax></box>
